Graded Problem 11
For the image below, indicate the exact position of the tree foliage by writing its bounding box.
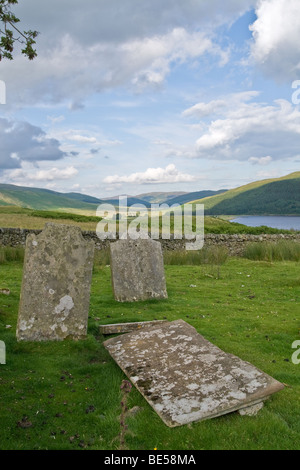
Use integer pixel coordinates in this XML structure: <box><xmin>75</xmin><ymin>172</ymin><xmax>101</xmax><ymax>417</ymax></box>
<box><xmin>0</xmin><ymin>0</ymin><xmax>38</xmax><ymax>60</ymax></box>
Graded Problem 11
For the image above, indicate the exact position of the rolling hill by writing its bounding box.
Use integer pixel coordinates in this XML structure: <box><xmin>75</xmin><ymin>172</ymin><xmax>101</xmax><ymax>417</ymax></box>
<box><xmin>0</xmin><ymin>171</ymin><xmax>299</xmax><ymax>215</ymax></box>
<box><xmin>166</xmin><ymin>190</ymin><xmax>227</xmax><ymax>206</ymax></box>
<box><xmin>0</xmin><ymin>184</ymin><xmax>226</xmax><ymax>211</ymax></box>
<box><xmin>0</xmin><ymin>184</ymin><xmax>102</xmax><ymax>211</ymax></box>
<box><xmin>135</xmin><ymin>191</ymin><xmax>187</xmax><ymax>204</ymax></box>
<box><xmin>189</xmin><ymin>172</ymin><xmax>300</xmax><ymax>215</ymax></box>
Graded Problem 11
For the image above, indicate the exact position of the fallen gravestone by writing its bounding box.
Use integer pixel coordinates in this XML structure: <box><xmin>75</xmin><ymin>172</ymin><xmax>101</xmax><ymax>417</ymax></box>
<box><xmin>104</xmin><ymin>319</ymin><xmax>284</xmax><ymax>427</ymax></box>
<box><xmin>16</xmin><ymin>223</ymin><xmax>94</xmax><ymax>341</ymax></box>
<box><xmin>109</xmin><ymin>238</ymin><xmax>168</xmax><ymax>302</ymax></box>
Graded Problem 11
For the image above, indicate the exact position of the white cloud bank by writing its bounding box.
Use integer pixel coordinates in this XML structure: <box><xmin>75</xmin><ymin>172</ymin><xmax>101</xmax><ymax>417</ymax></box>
<box><xmin>183</xmin><ymin>93</ymin><xmax>300</xmax><ymax>161</ymax></box>
<box><xmin>6</xmin><ymin>165</ymin><xmax>78</xmax><ymax>182</ymax></box>
<box><xmin>250</xmin><ymin>0</ymin><xmax>300</xmax><ymax>81</ymax></box>
<box><xmin>103</xmin><ymin>164</ymin><xmax>197</xmax><ymax>185</ymax></box>
<box><xmin>2</xmin><ymin>27</ymin><xmax>228</xmax><ymax>107</ymax></box>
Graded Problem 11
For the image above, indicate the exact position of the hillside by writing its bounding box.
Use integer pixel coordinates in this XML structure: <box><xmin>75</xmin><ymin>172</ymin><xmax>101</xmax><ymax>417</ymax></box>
<box><xmin>0</xmin><ymin>184</ymin><xmax>102</xmax><ymax>211</ymax></box>
<box><xmin>0</xmin><ymin>185</ymin><xmax>227</xmax><ymax>211</ymax></box>
<box><xmin>0</xmin><ymin>171</ymin><xmax>299</xmax><ymax>215</ymax></box>
<box><xmin>135</xmin><ymin>191</ymin><xmax>187</xmax><ymax>204</ymax></box>
<box><xmin>190</xmin><ymin>172</ymin><xmax>300</xmax><ymax>215</ymax></box>
<box><xmin>166</xmin><ymin>189</ymin><xmax>227</xmax><ymax>205</ymax></box>
<box><xmin>64</xmin><ymin>192</ymin><xmax>103</xmax><ymax>204</ymax></box>
<box><xmin>100</xmin><ymin>196</ymin><xmax>152</xmax><ymax>208</ymax></box>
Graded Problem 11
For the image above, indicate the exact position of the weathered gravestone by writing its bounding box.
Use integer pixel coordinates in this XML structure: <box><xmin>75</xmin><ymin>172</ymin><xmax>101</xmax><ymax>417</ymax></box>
<box><xmin>109</xmin><ymin>238</ymin><xmax>168</xmax><ymax>302</ymax></box>
<box><xmin>104</xmin><ymin>320</ymin><xmax>284</xmax><ymax>427</ymax></box>
<box><xmin>16</xmin><ymin>223</ymin><xmax>94</xmax><ymax>341</ymax></box>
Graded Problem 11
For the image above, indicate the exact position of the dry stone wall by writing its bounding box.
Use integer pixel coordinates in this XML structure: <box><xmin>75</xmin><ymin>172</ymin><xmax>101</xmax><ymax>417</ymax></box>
<box><xmin>1</xmin><ymin>227</ymin><xmax>300</xmax><ymax>257</ymax></box>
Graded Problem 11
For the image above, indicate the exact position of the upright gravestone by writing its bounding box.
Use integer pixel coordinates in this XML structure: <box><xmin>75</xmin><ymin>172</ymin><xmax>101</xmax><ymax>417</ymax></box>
<box><xmin>110</xmin><ymin>238</ymin><xmax>168</xmax><ymax>302</ymax></box>
<box><xmin>16</xmin><ymin>223</ymin><xmax>95</xmax><ymax>341</ymax></box>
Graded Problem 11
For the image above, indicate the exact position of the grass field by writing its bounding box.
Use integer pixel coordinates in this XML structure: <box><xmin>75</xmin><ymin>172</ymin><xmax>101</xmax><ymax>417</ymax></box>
<box><xmin>0</xmin><ymin>252</ymin><xmax>299</xmax><ymax>450</ymax></box>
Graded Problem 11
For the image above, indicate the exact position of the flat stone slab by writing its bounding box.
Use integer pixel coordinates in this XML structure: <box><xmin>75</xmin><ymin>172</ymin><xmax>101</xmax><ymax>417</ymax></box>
<box><xmin>99</xmin><ymin>320</ymin><xmax>169</xmax><ymax>335</ymax></box>
<box><xmin>16</xmin><ymin>223</ymin><xmax>94</xmax><ymax>341</ymax></box>
<box><xmin>109</xmin><ymin>239</ymin><xmax>168</xmax><ymax>302</ymax></box>
<box><xmin>103</xmin><ymin>320</ymin><xmax>284</xmax><ymax>427</ymax></box>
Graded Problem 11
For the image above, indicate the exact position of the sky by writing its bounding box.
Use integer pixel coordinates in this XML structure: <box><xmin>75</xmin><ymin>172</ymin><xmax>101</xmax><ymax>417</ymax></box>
<box><xmin>0</xmin><ymin>0</ymin><xmax>300</xmax><ymax>199</ymax></box>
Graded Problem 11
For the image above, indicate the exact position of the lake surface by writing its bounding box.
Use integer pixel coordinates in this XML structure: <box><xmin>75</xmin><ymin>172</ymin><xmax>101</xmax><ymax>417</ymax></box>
<box><xmin>232</xmin><ymin>216</ymin><xmax>300</xmax><ymax>231</ymax></box>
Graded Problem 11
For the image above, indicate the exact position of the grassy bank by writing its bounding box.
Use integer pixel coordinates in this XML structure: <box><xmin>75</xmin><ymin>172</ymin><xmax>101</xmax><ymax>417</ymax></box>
<box><xmin>0</xmin><ymin>253</ymin><xmax>299</xmax><ymax>450</ymax></box>
<box><xmin>0</xmin><ymin>205</ymin><xmax>298</xmax><ymax>234</ymax></box>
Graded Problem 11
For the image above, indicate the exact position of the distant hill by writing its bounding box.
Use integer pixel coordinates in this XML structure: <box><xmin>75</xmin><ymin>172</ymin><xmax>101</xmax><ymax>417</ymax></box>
<box><xmin>136</xmin><ymin>191</ymin><xmax>187</xmax><ymax>204</ymax></box>
<box><xmin>102</xmin><ymin>190</ymin><xmax>228</xmax><ymax>205</ymax></box>
<box><xmin>64</xmin><ymin>192</ymin><xmax>103</xmax><ymax>204</ymax></box>
<box><xmin>166</xmin><ymin>190</ymin><xmax>227</xmax><ymax>206</ymax></box>
<box><xmin>189</xmin><ymin>172</ymin><xmax>300</xmax><ymax>215</ymax></box>
<box><xmin>0</xmin><ymin>184</ymin><xmax>102</xmax><ymax>211</ymax></box>
<box><xmin>0</xmin><ymin>184</ymin><xmax>228</xmax><ymax>211</ymax></box>
<box><xmin>1</xmin><ymin>171</ymin><xmax>299</xmax><ymax>215</ymax></box>
<box><xmin>101</xmin><ymin>196</ymin><xmax>152</xmax><ymax>208</ymax></box>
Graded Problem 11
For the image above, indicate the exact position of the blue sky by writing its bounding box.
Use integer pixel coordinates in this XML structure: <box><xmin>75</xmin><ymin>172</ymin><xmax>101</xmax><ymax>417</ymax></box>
<box><xmin>0</xmin><ymin>0</ymin><xmax>300</xmax><ymax>198</ymax></box>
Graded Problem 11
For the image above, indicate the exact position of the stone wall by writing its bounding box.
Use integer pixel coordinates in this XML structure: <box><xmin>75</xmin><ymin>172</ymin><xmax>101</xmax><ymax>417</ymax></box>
<box><xmin>1</xmin><ymin>227</ymin><xmax>300</xmax><ymax>256</ymax></box>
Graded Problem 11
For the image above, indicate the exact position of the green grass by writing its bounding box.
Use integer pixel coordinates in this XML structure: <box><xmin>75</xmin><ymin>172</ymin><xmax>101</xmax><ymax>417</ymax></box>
<box><xmin>29</xmin><ymin>210</ymin><xmax>101</xmax><ymax>223</ymax></box>
<box><xmin>0</xmin><ymin>206</ymin><xmax>101</xmax><ymax>231</ymax></box>
<box><xmin>0</xmin><ymin>246</ymin><xmax>24</xmax><ymax>264</ymax></box>
<box><xmin>244</xmin><ymin>240</ymin><xmax>300</xmax><ymax>262</ymax></box>
<box><xmin>0</xmin><ymin>254</ymin><xmax>299</xmax><ymax>450</ymax></box>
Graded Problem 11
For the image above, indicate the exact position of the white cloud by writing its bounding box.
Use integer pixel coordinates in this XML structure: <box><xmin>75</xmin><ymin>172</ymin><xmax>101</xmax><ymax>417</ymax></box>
<box><xmin>47</xmin><ymin>115</ymin><xmax>65</xmax><ymax>124</ymax></box>
<box><xmin>183</xmin><ymin>100</ymin><xmax>228</xmax><ymax>118</ymax></box>
<box><xmin>68</xmin><ymin>135</ymin><xmax>98</xmax><ymax>144</ymax></box>
<box><xmin>103</xmin><ymin>164</ymin><xmax>197</xmax><ymax>185</ymax></box>
<box><xmin>183</xmin><ymin>93</ymin><xmax>300</xmax><ymax>161</ymax></box>
<box><xmin>54</xmin><ymin>129</ymin><xmax>122</xmax><ymax>148</ymax></box>
<box><xmin>2</xmin><ymin>23</ymin><xmax>231</xmax><ymax>105</ymax></box>
<box><xmin>248</xmin><ymin>156</ymin><xmax>273</xmax><ymax>165</ymax></box>
<box><xmin>8</xmin><ymin>166</ymin><xmax>78</xmax><ymax>182</ymax></box>
<box><xmin>183</xmin><ymin>91</ymin><xmax>260</xmax><ymax>118</ymax></box>
<box><xmin>250</xmin><ymin>0</ymin><xmax>300</xmax><ymax>81</ymax></box>
<box><xmin>130</xmin><ymin>28</ymin><xmax>228</xmax><ymax>91</ymax></box>
<box><xmin>15</xmin><ymin>0</ymin><xmax>252</xmax><ymax>46</ymax></box>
